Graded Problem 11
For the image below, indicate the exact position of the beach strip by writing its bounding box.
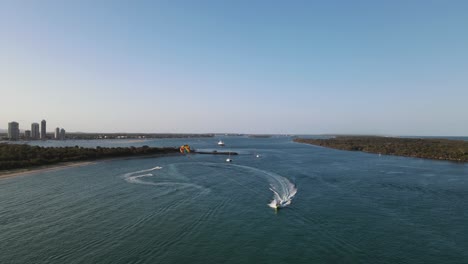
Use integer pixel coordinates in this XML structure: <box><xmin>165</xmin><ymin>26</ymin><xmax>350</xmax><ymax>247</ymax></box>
<box><xmin>0</xmin><ymin>161</ymin><xmax>96</xmax><ymax>180</ymax></box>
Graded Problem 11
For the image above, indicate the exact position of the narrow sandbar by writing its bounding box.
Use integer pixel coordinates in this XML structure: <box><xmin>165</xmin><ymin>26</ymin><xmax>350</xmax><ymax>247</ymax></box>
<box><xmin>0</xmin><ymin>161</ymin><xmax>96</xmax><ymax>180</ymax></box>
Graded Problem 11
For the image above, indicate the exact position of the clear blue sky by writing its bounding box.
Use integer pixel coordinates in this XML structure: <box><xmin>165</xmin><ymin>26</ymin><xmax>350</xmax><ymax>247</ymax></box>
<box><xmin>1</xmin><ymin>0</ymin><xmax>467</xmax><ymax>135</ymax></box>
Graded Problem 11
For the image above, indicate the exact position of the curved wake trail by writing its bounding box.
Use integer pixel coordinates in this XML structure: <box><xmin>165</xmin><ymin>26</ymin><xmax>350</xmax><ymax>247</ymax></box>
<box><xmin>123</xmin><ymin>166</ymin><xmax>162</xmax><ymax>185</ymax></box>
<box><xmin>122</xmin><ymin>166</ymin><xmax>206</xmax><ymax>192</ymax></box>
<box><xmin>122</xmin><ymin>162</ymin><xmax>296</xmax><ymax>209</ymax></box>
<box><xmin>268</xmin><ymin>183</ymin><xmax>297</xmax><ymax>209</ymax></box>
<box><xmin>228</xmin><ymin>164</ymin><xmax>297</xmax><ymax>209</ymax></box>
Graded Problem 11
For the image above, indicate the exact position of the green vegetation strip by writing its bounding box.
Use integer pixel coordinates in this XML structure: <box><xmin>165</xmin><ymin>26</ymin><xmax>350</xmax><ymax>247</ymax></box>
<box><xmin>294</xmin><ymin>136</ymin><xmax>468</xmax><ymax>162</ymax></box>
<box><xmin>0</xmin><ymin>144</ymin><xmax>180</xmax><ymax>171</ymax></box>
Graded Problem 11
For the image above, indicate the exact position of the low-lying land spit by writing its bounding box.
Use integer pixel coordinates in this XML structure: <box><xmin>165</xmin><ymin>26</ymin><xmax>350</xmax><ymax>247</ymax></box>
<box><xmin>0</xmin><ymin>144</ymin><xmax>179</xmax><ymax>172</ymax></box>
<box><xmin>294</xmin><ymin>136</ymin><xmax>468</xmax><ymax>162</ymax></box>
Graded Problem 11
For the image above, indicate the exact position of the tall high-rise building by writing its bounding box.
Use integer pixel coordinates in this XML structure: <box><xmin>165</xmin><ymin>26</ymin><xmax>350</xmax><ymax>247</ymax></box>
<box><xmin>24</xmin><ymin>130</ymin><xmax>31</xmax><ymax>140</ymax></box>
<box><xmin>55</xmin><ymin>127</ymin><xmax>60</xmax><ymax>140</ymax></box>
<box><xmin>41</xmin><ymin>119</ymin><xmax>46</xmax><ymax>140</ymax></box>
<box><xmin>8</xmin><ymin>122</ymin><xmax>19</xmax><ymax>140</ymax></box>
<box><xmin>60</xmin><ymin>128</ymin><xmax>66</xmax><ymax>140</ymax></box>
<box><xmin>31</xmin><ymin>123</ymin><xmax>40</xmax><ymax>139</ymax></box>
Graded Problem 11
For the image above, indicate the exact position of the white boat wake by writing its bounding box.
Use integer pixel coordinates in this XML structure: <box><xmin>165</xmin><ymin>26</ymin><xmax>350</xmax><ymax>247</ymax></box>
<box><xmin>123</xmin><ymin>166</ymin><xmax>162</xmax><ymax>185</ymax></box>
<box><xmin>228</xmin><ymin>164</ymin><xmax>297</xmax><ymax>209</ymax></box>
<box><xmin>122</xmin><ymin>163</ymin><xmax>297</xmax><ymax>210</ymax></box>
<box><xmin>122</xmin><ymin>166</ymin><xmax>207</xmax><ymax>192</ymax></box>
<box><xmin>268</xmin><ymin>183</ymin><xmax>297</xmax><ymax>209</ymax></box>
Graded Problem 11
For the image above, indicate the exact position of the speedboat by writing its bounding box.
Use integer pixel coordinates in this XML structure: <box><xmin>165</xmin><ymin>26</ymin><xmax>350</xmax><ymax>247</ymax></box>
<box><xmin>275</xmin><ymin>200</ymin><xmax>289</xmax><ymax>210</ymax></box>
<box><xmin>218</xmin><ymin>140</ymin><xmax>225</xmax><ymax>146</ymax></box>
<box><xmin>226</xmin><ymin>151</ymin><xmax>232</xmax><ymax>162</ymax></box>
<box><xmin>273</xmin><ymin>202</ymin><xmax>281</xmax><ymax>212</ymax></box>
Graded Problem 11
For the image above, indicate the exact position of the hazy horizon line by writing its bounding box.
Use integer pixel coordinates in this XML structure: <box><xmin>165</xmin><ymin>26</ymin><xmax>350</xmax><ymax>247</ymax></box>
<box><xmin>0</xmin><ymin>128</ymin><xmax>466</xmax><ymax>138</ymax></box>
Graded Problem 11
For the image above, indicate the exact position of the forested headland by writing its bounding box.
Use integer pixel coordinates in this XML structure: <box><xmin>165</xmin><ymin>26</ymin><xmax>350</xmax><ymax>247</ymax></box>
<box><xmin>294</xmin><ymin>136</ymin><xmax>468</xmax><ymax>162</ymax></box>
<box><xmin>0</xmin><ymin>144</ymin><xmax>179</xmax><ymax>171</ymax></box>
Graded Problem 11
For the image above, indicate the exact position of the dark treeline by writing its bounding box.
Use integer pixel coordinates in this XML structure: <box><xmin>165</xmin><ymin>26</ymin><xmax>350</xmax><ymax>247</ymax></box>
<box><xmin>0</xmin><ymin>144</ymin><xmax>179</xmax><ymax>171</ymax></box>
<box><xmin>294</xmin><ymin>136</ymin><xmax>468</xmax><ymax>162</ymax></box>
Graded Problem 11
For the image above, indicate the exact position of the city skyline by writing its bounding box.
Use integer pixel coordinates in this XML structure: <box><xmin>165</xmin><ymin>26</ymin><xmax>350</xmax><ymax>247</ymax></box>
<box><xmin>1</xmin><ymin>1</ymin><xmax>468</xmax><ymax>135</ymax></box>
<box><xmin>3</xmin><ymin>119</ymin><xmax>66</xmax><ymax>140</ymax></box>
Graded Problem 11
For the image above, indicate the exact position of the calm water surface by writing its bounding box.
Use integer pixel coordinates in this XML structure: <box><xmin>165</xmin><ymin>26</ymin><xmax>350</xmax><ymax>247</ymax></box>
<box><xmin>1</xmin><ymin>137</ymin><xmax>467</xmax><ymax>263</ymax></box>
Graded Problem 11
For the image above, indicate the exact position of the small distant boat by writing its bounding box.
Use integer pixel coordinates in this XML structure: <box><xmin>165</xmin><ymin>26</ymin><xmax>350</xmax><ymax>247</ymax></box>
<box><xmin>273</xmin><ymin>200</ymin><xmax>289</xmax><ymax>211</ymax></box>
<box><xmin>218</xmin><ymin>140</ymin><xmax>225</xmax><ymax>146</ymax></box>
<box><xmin>272</xmin><ymin>202</ymin><xmax>282</xmax><ymax>212</ymax></box>
<box><xmin>256</xmin><ymin>154</ymin><xmax>260</xmax><ymax>158</ymax></box>
<box><xmin>226</xmin><ymin>151</ymin><xmax>232</xmax><ymax>162</ymax></box>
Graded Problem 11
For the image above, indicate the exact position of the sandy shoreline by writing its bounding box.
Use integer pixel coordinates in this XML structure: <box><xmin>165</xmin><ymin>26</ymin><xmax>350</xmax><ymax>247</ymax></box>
<box><xmin>0</xmin><ymin>153</ymin><xmax>182</xmax><ymax>180</ymax></box>
<box><xmin>0</xmin><ymin>161</ymin><xmax>97</xmax><ymax>180</ymax></box>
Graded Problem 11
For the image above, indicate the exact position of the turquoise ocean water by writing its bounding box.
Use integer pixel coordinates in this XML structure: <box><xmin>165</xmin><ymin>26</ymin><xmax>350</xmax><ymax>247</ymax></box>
<box><xmin>1</xmin><ymin>136</ymin><xmax>467</xmax><ymax>263</ymax></box>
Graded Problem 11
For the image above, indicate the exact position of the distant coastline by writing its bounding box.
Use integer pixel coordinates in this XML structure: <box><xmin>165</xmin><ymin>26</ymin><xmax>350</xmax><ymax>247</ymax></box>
<box><xmin>248</xmin><ymin>134</ymin><xmax>272</xmax><ymax>138</ymax></box>
<box><xmin>294</xmin><ymin>136</ymin><xmax>468</xmax><ymax>162</ymax></box>
<box><xmin>0</xmin><ymin>132</ymin><xmax>214</xmax><ymax>141</ymax></box>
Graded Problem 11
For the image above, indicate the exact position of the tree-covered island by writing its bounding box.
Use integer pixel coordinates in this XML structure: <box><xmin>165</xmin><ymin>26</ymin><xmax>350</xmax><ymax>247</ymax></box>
<box><xmin>294</xmin><ymin>136</ymin><xmax>468</xmax><ymax>162</ymax></box>
<box><xmin>0</xmin><ymin>144</ymin><xmax>180</xmax><ymax>171</ymax></box>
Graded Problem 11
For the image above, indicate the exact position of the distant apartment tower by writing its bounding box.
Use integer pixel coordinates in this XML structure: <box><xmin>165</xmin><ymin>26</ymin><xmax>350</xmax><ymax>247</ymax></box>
<box><xmin>41</xmin><ymin>119</ymin><xmax>46</xmax><ymax>140</ymax></box>
<box><xmin>24</xmin><ymin>130</ymin><xmax>31</xmax><ymax>140</ymax></box>
<box><xmin>55</xmin><ymin>127</ymin><xmax>60</xmax><ymax>140</ymax></box>
<box><xmin>8</xmin><ymin>122</ymin><xmax>20</xmax><ymax>140</ymax></box>
<box><xmin>31</xmin><ymin>123</ymin><xmax>40</xmax><ymax>139</ymax></box>
<box><xmin>60</xmin><ymin>128</ymin><xmax>66</xmax><ymax>140</ymax></box>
